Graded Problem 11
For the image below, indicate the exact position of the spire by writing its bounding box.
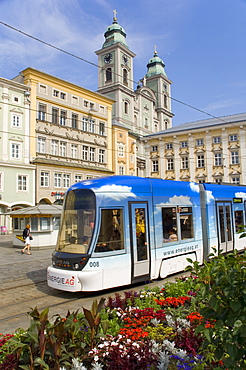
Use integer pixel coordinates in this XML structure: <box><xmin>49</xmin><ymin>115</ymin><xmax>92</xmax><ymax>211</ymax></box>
<box><xmin>103</xmin><ymin>11</ymin><xmax>128</xmax><ymax>48</ymax></box>
<box><xmin>146</xmin><ymin>46</ymin><xmax>167</xmax><ymax>78</ymax></box>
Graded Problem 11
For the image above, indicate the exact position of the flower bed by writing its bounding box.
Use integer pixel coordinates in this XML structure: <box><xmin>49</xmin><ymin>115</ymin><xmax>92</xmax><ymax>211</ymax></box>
<box><xmin>0</xmin><ymin>249</ymin><xmax>245</xmax><ymax>369</ymax></box>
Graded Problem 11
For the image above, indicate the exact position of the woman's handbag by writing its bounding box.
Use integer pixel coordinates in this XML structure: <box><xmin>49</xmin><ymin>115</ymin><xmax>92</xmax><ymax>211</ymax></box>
<box><xmin>30</xmin><ymin>236</ymin><xmax>33</xmax><ymax>240</ymax></box>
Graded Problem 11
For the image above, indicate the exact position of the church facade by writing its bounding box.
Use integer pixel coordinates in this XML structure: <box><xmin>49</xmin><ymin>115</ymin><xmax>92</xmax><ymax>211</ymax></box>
<box><xmin>95</xmin><ymin>13</ymin><xmax>174</xmax><ymax>176</ymax></box>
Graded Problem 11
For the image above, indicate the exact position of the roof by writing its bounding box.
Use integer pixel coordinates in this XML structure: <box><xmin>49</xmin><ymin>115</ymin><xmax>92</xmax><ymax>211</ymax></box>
<box><xmin>6</xmin><ymin>204</ymin><xmax>63</xmax><ymax>216</ymax></box>
<box><xmin>144</xmin><ymin>112</ymin><xmax>246</xmax><ymax>139</ymax></box>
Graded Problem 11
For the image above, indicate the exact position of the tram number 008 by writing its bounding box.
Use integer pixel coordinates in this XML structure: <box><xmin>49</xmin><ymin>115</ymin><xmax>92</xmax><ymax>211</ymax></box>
<box><xmin>89</xmin><ymin>261</ymin><xmax>99</xmax><ymax>268</ymax></box>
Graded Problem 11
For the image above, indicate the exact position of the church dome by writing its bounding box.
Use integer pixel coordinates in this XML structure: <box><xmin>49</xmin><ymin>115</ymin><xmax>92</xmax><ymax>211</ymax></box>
<box><xmin>146</xmin><ymin>51</ymin><xmax>167</xmax><ymax>78</ymax></box>
<box><xmin>103</xmin><ymin>15</ymin><xmax>128</xmax><ymax>48</ymax></box>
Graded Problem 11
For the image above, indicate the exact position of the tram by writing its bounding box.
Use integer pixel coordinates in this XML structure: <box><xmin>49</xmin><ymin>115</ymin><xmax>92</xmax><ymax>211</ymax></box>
<box><xmin>47</xmin><ymin>176</ymin><xmax>246</xmax><ymax>292</ymax></box>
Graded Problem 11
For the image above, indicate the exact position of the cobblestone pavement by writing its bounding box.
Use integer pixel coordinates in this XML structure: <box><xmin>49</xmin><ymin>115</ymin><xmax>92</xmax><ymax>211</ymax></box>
<box><xmin>0</xmin><ymin>234</ymin><xmax>54</xmax><ymax>287</ymax></box>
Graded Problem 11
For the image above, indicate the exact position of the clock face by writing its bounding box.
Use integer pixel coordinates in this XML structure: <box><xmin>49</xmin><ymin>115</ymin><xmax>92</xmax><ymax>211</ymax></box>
<box><xmin>122</xmin><ymin>55</ymin><xmax>128</xmax><ymax>65</ymax></box>
<box><xmin>104</xmin><ymin>53</ymin><xmax>113</xmax><ymax>64</ymax></box>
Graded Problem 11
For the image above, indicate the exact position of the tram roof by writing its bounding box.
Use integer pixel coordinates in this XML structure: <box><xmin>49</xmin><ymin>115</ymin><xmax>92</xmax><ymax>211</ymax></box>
<box><xmin>70</xmin><ymin>176</ymin><xmax>199</xmax><ymax>197</ymax></box>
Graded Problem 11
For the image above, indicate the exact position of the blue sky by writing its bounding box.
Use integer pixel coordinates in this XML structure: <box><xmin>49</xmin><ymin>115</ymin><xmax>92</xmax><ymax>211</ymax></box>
<box><xmin>0</xmin><ymin>0</ymin><xmax>245</xmax><ymax>126</ymax></box>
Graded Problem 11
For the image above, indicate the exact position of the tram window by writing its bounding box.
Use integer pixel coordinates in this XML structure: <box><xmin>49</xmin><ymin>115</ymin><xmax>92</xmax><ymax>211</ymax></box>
<box><xmin>180</xmin><ymin>207</ymin><xmax>194</xmax><ymax>240</ymax></box>
<box><xmin>234</xmin><ymin>210</ymin><xmax>243</xmax><ymax>232</ymax></box>
<box><xmin>95</xmin><ymin>209</ymin><xmax>124</xmax><ymax>252</ymax></box>
<box><xmin>162</xmin><ymin>207</ymin><xmax>177</xmax><ymax>242</ymax></box>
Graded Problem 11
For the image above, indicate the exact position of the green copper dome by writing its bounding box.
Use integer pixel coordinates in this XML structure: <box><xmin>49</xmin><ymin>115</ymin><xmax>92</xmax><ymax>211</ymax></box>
<box><xmin>103</xmin><ymin>17</ymin><xmax>128</xmax><ymax>48</ymax></box>
<box><xmin>146</xmin><ymin>51</ymin><xmax>167</xmax><ymax>78</ymax></box>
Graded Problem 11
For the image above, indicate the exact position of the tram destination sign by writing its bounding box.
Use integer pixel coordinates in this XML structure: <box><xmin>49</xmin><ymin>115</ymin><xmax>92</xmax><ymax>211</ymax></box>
<box><xmin>233</xmin><ymin>198</ymin><xmax>243</xmax><ymax>203</ymax></box>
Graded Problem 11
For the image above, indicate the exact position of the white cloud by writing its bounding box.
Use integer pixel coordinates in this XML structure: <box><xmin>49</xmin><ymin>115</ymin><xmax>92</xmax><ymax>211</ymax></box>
<box><xmin>93</xmin><ymin>184</ymin><xmax>138</xmax><ymax>201</ymax></box>
<box><xmin>206</xmin><ymin>191</ymin><xmax>214</xmax><ymax>203</ymax></box>
<box><xmin>235</xmin><ymin>192</ymin><xmax>246</xmax><ymax>199</ymax></box>
<box><xmin>157</xmin><ymin>195</ymin><xmax>193</xmax><ymax>206</ymax></box>
<box><xmin>190</xmin><ymin>182</ymin><xmax>199</xmax><ymax>193</ymax></box>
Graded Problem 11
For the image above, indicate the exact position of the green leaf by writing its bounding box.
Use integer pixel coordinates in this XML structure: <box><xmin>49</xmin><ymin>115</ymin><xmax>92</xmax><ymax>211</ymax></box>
<box><xmin>203</xmin><ymin>328</ymin><xmax>212</xmax><ymax>343</ymax></box>
<box><xmin>230</xmin><ymin>300</ymin><xmax>241</xmax><ymax>312</ymax></box>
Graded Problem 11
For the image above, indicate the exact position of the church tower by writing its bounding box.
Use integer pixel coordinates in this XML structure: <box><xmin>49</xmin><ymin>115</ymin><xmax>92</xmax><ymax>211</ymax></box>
<box><xmin>145</xmin><ymin>49</ymin><xmax>173</xmax><ymax>130</ymax></box>
<box><xmin>95</xmin><ymin>11</ymin><xmax>136</xmax><ymax>130</ymax></box>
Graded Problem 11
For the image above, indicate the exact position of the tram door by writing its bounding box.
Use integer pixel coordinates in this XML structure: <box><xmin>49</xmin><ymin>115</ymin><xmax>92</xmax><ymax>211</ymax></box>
<box><xmin>130</xmin><ymin>203</ymin><xmax>150</xmax><ymax>282</ymax></box>
<box><xmin>217</xmin><ymin>202</ymin><xmax>233</xmax><ymax>252</ymax></box>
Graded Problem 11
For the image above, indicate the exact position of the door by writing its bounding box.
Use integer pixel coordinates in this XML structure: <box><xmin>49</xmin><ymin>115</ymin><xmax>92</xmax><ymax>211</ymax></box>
<box><xmin>217</xmin><ymin>202</ymin><xmax>233</xmax><ymax>252</ymax></box>
<box><xmin>129</xmin><ymin>203</ymin><xmax>150</xmax><ymax>282</ymax></box>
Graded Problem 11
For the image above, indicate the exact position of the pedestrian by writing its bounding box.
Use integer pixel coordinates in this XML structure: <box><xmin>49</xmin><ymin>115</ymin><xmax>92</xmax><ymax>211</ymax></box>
<box><xmin>21</xmin><ymin>224</ymin><xmax>32</xmax><ymax>255</ymax></box>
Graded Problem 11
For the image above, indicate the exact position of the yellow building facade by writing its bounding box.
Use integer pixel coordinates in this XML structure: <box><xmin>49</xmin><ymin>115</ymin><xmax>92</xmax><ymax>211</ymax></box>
<box><xmin>13</xmin><ymin>68</ymin><xmax>115</xmax><ymax>204</ymax></box>
<box><xmin>143</xmin><ymin>113</ymin><xmax>246</xmax><ymax>185</ymax></box>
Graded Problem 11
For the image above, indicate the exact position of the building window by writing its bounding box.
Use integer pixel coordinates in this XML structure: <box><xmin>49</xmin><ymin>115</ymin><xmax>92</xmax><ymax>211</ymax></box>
<box><xmin>106</xmin><ymin>67</ymin><xmax>112</xmax><ymax>82</ymax></box>
<box><xmin>38</xmin><ymin>104</ymin><xmax>46</xmax><ymax>121</ymax></box>
<box><xmin>197</xmin><ymin>155</ymin><xmax>205</xmax><ymax>168</ymax></box>
<box><xmin>152</xmin><ymin>145</ymin><xmax>158</xmax><ymax>152</ymax></box>
<box><xmin>84</xmin><ymin>101</ymin><xmax>88</xmax><ymax>107</ymax></box>
<box><xmin>82</xmin><ymin>117</ymin><xmax>88</xmax><ymax>131</ymax></box>
<box><xmin>99</xmin><ymin>122</ymin><xmax>105</xmax><ymax>136</ymax></box>
<box><xmin>164</xmin><ymin>94</ymin><xmax>167</xmax><ymax>108</ymax></box>
<box><xmin>53</xmin><ymin>90</ymin><xmax>59</xmax><ymax>97</ymax></box>
<box><xmin>231</xmin><ymin>151</ymin><xmax>239</xmax><ymax>164</ymax></box>
<box><xmin>214</xmin><ymin>153</ymin><xmax>222</xmax><ymax>166</ymax></box>
<box><xmin>119</xmin><ymin>166</ymin><xmax>124</xmax><ymax>175</ymax></box>
<box><xmin>166</xmin><ymin>143</ymin><xmax>173</xmax><ymax>150</ymax></box>
<box><xmin>152</xmin><ymin>160</ymin><xmax>159</xmax><ymax>172</ymax></box>
<box><xmin>82</xmin><ymin>146</ymin><xmax>88</xmax><ymax>161</ymax></box>
<box><xmin>167</xmin><ymin>158</ymin><xmax>174</xmax><ymax>170</ymax></box>
<box><xmin>196</xmin><ymin>139</ymin><xmax>204</xmax><ymax>146</ymax></box>
<box><xmin>60</xmin><ymin>92</ymin><xmax>66</xmax><ymax>100</ymax></box>
<box><xmin>51</xmin><ymin>140</ymin><xmax>58</xmax><ymax>155</ymax></box>
<box><xmin>71</xmin><ymin>144</ymin><xmax>77</xmax><ymax>159</ymax></box>
<box><xmin>11</xmin><ymin>143</ymin><xmax>20</xmax><ymax>159</ymax></box>
<box><xmin>90</xmin><ymin>103</ymin><xmax>95</xmax><ymax>110</ymax></box>
<box><xmin>60</xmin><ymin>142</ymin><xmax>66</xmax><ymax>157</ymax></box>
<box><xmin>72</xmin><ymin>113</ymin><xmax>78</xmax><ymax>129</ymax></box>
<box><xmin>72</xmin><ymin>96</ymin><xmax>78</xmax><ymax>105</ymax></box>
<box><xmin>118</xmin><ymin>146</ymin><xmax>124</xmax><ymax>157</ymax></box>
<box><xmin>40</xmin><ymin>171</ymin><xmax>49</xmax><ymax>187</ymax></box>
<box><xmin>145</xmin><ymin>118</ymin><xmax>148</xmax><ymax>127</ymax></box>
<box><xmin>12</xmin><ymin>114</ymin><xmax>21</xmax><ymax>128</ymax></box>
<box><xmin>123</xmin><ymin>69</ymin><xmax>128</xmax><ymax>85</ymax></box>
<box><xmin>60</xmin><ymin>110</ymin><xmax>66</xmax><ymax>126</ymax></box>
<box><xmin>54</xmin><ymin>173</ymin><xmax>62</xmax><ymax>188</ymax></box>
<box><xmin>39</xmin><ymin>85</ymin><xmax>47</xmax><ymax>94</ymax></box>
<box><xmin>0</xmin><ymin>172</ymin><xmax>3</xmax><ymax>191</ymax></box>
<box><xmin>37</xmin><ymin>138</ymin><xmax>45</xmax><ymax>153</ymax></box>
<box><xmin>89</xmin><ymin>119</ymin><xmax>95</xmax><ymax>133</ymax></box>
<box><xmin>18</xmin><ymin>175</ymin><xmax>27</xmax><ymax>191</ymax></box>
<box><xmin>99</xmin><ymin>149</ymin><xmax>105</xmax><ymax>163</ymax></box>
<box><xmin>74</xmin><ymin>175</ymin><xmax>82</xmax><ymax>183</ymax></box>
<box><xmin>89</xmin><ymin>147</ymin><xmax>95</xmax><ymax>162</ymax></box>
<box><xmin>213</xmin><ymin>137</ymin><xmax>221</xmax><ymax>144</ymax></box>
<box><xmin>180</xmin><ymin>141</ymin><xmax>188</xmax><ymax>148</ymax></box>
<box><xmin>232</xmin><ymin>177</ymin><xmax>240</xmax><ymax>184</ymax></box>
<box><xmin>63</xmin><ymin>174</ymin><xmax>70</xmax><ymax>188</ymax></box>
<box><xmin>124</xmin><ymin>101</ymin><xmax>128</xmax><ymax>114</ymax></box>
<box><xmin>229</xmin><ymin>134</ymin><xmax>238</xmax><ymax>142</ymax></box>
<box><xmin>215</xmin><ymin>178</ymin><xmax>222</xmax><ymax>184</ymax></box>
<box><xmin>181</xmin><ymin>157</ymin><xmax>189</xmax><ymax>169</ymax></box>
<box><xmin>52</xmin><ymin>108</ymin><xmax>59</xmax><ymax>124</ymax></box>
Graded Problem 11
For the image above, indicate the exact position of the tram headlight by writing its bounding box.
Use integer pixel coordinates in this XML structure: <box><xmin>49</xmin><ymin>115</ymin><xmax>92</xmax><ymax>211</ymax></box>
<box><xmin>74</xmin><ymin>263</ymin><xmax>79</xmax><ymax>270</ymax></box>
<box><xmin>52</xmin><ymin>261</ymin><xmax>55</xmax><ymax>266</ymax></box>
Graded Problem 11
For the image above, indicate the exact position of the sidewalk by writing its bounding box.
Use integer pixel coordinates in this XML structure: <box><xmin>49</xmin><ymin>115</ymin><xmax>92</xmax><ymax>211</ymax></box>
<box><xmin>0</xmin><ymin>234</ymin><xmax>55</xmax><ymax>284</ymax></box>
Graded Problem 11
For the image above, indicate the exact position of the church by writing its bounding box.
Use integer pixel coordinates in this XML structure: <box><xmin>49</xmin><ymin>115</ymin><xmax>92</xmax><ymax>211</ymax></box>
<box><xmin>95</xmin><ymin>11</ymin><xmax>174</xmax><ymax>176</ymax></box>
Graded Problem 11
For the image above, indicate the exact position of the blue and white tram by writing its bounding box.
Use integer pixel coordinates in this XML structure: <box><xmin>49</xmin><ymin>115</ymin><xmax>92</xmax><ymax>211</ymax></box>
<box><xmin>47</xmin><ymin>176</ymin><xmax>246</xmax><ymax>292</ymax></box>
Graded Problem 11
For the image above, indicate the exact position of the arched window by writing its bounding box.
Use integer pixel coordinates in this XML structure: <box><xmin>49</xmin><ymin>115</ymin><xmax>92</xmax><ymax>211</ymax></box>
<box><xmin>124</xmin><ymin>101</ymin><xmax>128</xmax><ymax>114</ymax></box>
<box><xmin>123</xmin><ymin>69</ymin><xmax>128</xmax><ymax>85</ymax></box>
<box><xmin>106</xmin><ymin>67</ymin><xmax>112</xmax><ymax>82</ymax></box>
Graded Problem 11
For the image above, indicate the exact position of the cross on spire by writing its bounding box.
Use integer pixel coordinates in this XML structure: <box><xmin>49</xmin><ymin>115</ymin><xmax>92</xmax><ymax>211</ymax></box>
<box><xmin>113</xmin><ymin>9</ymin><xmax>117</xmax><ymax>21</ymax></box>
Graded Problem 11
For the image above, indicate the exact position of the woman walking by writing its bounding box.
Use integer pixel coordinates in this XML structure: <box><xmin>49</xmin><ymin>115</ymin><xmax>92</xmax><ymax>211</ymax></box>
<box><xmin>21</xmin><ymin>224</ymin><xmax>32</xmax><ymax>255</ymax></box>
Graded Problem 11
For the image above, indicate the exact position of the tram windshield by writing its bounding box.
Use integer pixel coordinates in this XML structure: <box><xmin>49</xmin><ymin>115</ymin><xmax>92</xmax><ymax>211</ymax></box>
<box><xmin>56</xmin><ymin>189</ymin><xmax>96</xmax><ymax>254</ymax></box>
